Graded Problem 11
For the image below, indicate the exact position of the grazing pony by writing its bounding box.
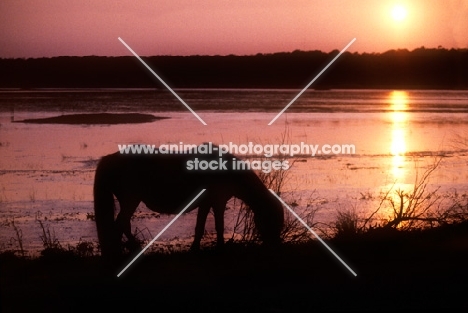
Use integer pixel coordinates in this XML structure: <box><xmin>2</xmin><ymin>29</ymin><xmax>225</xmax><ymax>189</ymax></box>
<box><xmin>93</xmin><ymin>146</ymin><xmax>284</xmax><ymax>258</ymax></box>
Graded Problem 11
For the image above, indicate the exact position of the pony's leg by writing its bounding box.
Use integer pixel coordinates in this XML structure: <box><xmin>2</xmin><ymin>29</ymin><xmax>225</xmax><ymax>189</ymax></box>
<box><xmin>115</xmin><ymin>199</ymin><xmax>140</xmax><ymax>252</ymax></box>
<box><xmin>191</xmin><ymin>204</ymin><xmax>210</xmax><ymax>251</ymax></box>
<box><xmin>213</xmin><ymin>203</ymin><xmax>226</xmax><ymax>248</ymax></box>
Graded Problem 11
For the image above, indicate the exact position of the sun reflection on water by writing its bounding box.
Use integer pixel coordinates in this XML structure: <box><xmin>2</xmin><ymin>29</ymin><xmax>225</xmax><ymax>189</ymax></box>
<box><xmin>389</xmin><ymin>91</ymin><xmax>409</xmax><ymax>180</ymax></box>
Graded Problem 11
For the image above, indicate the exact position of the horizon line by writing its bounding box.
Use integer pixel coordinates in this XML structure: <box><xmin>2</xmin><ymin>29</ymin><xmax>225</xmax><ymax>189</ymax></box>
<box><xmin>1</xmin><ymin>46</ymin><xmax>466</xmax><ymax>60</ymax></box>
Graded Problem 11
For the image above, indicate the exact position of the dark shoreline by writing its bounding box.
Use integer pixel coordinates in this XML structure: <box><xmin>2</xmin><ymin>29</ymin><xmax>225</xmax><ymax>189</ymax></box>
<box><xmin>1</xmin><ymin>48</ymin><xmax>467</xmax><ymax>89</ymax></box>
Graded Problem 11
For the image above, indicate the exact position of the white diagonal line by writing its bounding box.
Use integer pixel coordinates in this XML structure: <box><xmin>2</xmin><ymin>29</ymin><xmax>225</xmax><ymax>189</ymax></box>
<box><xmin>268</xmin><ymin>38</ymin><xmax>356</xmax><ymax>125</ymax></box>
<box><xmin>118</xmin><ymin>37</ymin><xmax>207</xmax><ymax>126</ymax></box>
<box><xmin>269</xmin><ymin>189</ymin><xmax>357</xmax><ymax>276</ymax></box>
<box><xmin>117</xmin><ymin>189</ymin><xmax>206</xmax><ymax>277</ymax></box>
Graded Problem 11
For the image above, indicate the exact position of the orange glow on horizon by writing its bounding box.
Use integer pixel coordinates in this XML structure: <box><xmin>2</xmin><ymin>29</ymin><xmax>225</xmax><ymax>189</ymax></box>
<box><xmin>0</xmin><ymin>1</ymin><xmax>466</xmax><ymax>58</ymax></box>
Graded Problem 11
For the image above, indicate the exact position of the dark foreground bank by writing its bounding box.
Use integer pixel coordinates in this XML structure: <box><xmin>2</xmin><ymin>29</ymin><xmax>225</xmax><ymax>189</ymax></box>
<box><xmin>1</xmin><ymin>222</ymin><xmax>467</xmax><ymax>312</ymax></box>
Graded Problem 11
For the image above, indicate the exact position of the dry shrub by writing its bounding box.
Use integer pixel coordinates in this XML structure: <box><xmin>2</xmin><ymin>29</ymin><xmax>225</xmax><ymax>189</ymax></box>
<box><xmin>334</xmin><ymin>207</ymin><xmax>361</xmax><ymax>239</ymax></box>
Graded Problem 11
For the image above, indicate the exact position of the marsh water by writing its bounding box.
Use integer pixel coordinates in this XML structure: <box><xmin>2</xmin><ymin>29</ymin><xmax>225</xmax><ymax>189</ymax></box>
<box><xmin>1</xmin><ymin>89</ymin><xmax>468</xmax><ymax>254</ymax></box>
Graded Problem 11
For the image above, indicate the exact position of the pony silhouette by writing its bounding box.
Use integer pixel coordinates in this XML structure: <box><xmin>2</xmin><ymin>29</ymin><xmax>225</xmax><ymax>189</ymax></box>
<box><xmin>93</xmin><ymin>145</ymin><xmax>284</xmax><ymax>258</ymax></box>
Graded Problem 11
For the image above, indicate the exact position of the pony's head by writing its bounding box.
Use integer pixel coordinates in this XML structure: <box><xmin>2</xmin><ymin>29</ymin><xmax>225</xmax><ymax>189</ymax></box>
<box><xmin>251</xmin><ymin>191</ymin><xmax>284</xmax><ymax>245</ymax></box>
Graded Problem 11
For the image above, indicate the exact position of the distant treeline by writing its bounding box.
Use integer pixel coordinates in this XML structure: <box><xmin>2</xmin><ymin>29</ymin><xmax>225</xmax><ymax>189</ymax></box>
<box><xmin>1</xmin><ymin>48</ymin><xmax>467</xmax><ymax>89</ymax></box>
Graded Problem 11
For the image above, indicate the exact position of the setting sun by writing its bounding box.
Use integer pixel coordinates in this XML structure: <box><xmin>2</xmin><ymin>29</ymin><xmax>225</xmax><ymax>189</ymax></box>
<box><xmin>391</xmin><ymin>5</ymin><xmax>408</xmax><ymax>21</ymax></box>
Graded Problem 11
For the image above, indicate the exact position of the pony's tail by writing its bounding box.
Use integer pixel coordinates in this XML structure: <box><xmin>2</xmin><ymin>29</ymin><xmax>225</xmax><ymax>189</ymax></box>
<box><xmin>94</xmin><ymin>156</ymin><xmax>119</xmax><ymax>259</ymax></box>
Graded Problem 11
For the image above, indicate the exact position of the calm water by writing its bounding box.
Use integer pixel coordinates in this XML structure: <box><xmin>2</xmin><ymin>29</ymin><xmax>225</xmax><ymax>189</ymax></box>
<box><xmin>1</xmin><ymin>89</ymin><xmax>468</xmax><ymax>254</ymax></box>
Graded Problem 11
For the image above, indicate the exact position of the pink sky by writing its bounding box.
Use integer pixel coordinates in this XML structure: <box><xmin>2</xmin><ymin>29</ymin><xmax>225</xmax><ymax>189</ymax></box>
<box><xmin>0</xmin><ymin>0</ymin><xmax>467</xmax><ymax>58</ymax></box>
